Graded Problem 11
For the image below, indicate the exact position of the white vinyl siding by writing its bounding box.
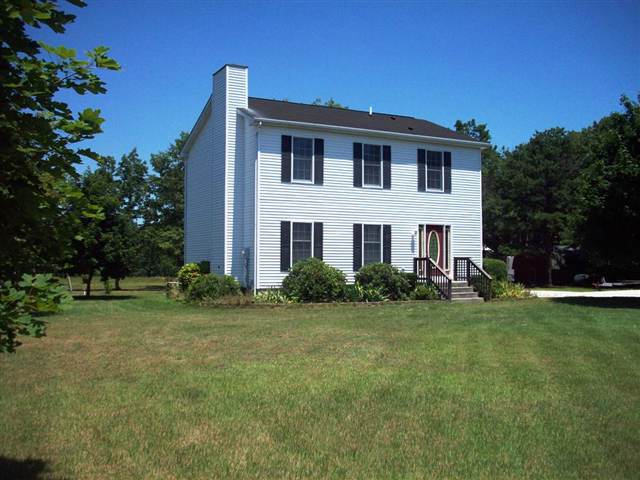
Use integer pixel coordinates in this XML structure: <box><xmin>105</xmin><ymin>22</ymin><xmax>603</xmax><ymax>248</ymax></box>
<box><xmin>184</xmin><ymin>108</ymin><xmax>216</xmax><ymax>265</ymax></box>
<box><xmin>256</xmin><ymin>126</ymin><xmax>483</xmax><ymax>288</ymax></box>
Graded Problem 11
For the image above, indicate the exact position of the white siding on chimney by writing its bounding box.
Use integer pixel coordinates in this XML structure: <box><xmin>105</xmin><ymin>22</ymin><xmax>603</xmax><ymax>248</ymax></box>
<box><xmin>184</xmin><ymin>109</ymin><xmax>215</xmax><ymax>265</ymax></box>
<box><xmin>255</xmin><ymin>125</ymin><xmax>483</xmax><ymax>288</ymax></box>
<box><xmin>222</xmin><ymin>66</ymin><xmax>248</xmax><ymax>275</ymax></box>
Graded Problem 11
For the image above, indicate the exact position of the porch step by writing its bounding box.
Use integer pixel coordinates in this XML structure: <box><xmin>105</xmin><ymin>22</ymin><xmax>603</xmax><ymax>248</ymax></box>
<box><xmin>451</xmin><ymin>296</ymin><xmax>484</xmax><ymax>303</ymax></box>
<box><xmin>451</xmin><ymin>291</ymin><xmax>480</xmax><ymax>299</ymax></box>
<box><xmin>451</xmin><ymin>280</ymin><xmax>468</xmax><ymax>287</ymax></box>
<box><xmin>450</xmin><ymin>286</ymin><xmax>475</xmax><ymax>294</ymax></box>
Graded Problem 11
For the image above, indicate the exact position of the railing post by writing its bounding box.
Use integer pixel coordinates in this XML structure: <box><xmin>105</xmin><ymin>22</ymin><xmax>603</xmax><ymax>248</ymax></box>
<box><xmin>466</xmin><ymin>258</ymin><xmax>471</xmax><ymax>286</ymax></box>
<box><xmin>453</xmin><ymin>258</ymin><xmax>458</xmax><ymax>281</ymax></box>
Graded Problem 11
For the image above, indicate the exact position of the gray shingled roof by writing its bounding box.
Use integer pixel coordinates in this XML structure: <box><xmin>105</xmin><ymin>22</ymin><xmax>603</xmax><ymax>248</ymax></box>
<box><xmin>247</xmin><ymin>97</ymin><xmax>477</xmax><ymax>143</ymax></box>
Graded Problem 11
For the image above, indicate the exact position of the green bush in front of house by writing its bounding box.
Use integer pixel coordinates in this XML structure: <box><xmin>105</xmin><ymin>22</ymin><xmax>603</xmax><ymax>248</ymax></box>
<box><xmin>186</xmin><ymin>273</ymin><xmax>241</xmax><ymax>302</ymax></box>
<box><xmin>177</xmin><ymin>263</ymin><xmax>203</xmax><ymax>291</ymax></box>
<box><xmin>282</xmin><ymin>258</ymin><xmax>346</xmax><ymax>303</ymax></box>
<box><xmin>355</xmin><ymin>263</ymin><xmax>412</xmax><ymax>300</ymax></box>
<box><xmin>410</xmin><ymin>283</ymin><xmax>440</xmax><ymax>300</ymax></box>
<box><xmin>492</xmin><ymin>280</ymin><xmax>530</xmax><ymax>299</ymax></box>
<box><xmin>483</xmin><ymin>258</ymin><xmax>508</xmax><ymax>282</ymax></box>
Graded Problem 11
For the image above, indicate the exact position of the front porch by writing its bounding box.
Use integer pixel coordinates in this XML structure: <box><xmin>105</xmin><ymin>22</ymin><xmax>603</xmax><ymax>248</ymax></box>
<box><xmin>414</xmin><ymin>256</ymin><xmax>493</xmax><ymax>301</ymax></box>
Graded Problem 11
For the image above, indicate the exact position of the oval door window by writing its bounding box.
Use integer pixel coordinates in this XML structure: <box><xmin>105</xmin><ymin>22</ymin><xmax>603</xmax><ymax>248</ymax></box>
<box><xmin>428</xmin><ymin>231</ymin><xmax>440</xmax><ymax>264</ymax></box>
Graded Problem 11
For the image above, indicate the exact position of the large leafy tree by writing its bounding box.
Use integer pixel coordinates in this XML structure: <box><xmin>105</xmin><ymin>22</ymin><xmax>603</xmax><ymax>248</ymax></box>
<box><xmin>0</xmin><ymin>0</ymin><xmax>120</xmax><ymax>280</ymax></box>
<box><xmin>139</xmin><ymin>133</ymin><xmax>188</xmax><ymax>275</ymax></box>
<box><xmin>116</xmin><ymin>148</ymin><xmax>148</xmax><ymax>221</ymax></box>
<box><xmin>487</xmin><ymin>128</ymin><xmax>582</xmax><ymax>284</ymax></box>
<box><xmin>575</xmin><ymin>95</ymin><xmax>640</xmax><ymax>278</ymax></box>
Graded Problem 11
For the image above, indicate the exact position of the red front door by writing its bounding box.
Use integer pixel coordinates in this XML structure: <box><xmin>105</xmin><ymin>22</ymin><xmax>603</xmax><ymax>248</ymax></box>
<box><xmin>419</xmin><ymin>225</ymin><xmax>447</xmax><ymax>271</ymax></box>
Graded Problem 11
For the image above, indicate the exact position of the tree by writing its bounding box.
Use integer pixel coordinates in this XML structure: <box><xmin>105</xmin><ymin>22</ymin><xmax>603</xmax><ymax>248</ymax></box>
<box><xmin>575</xmin><ymin>95</ymin><xmax>640</xmax><ymax>278</ymax></box>
<box><xmin>71</xmin><ymin>163</ymin><xmax>115</xmax><ymax>296</ymax></box>
<box><xmin>0</xmin><ymin>0</ymin><xmax>120</xmax><ymax>280</ymax></box>
<box><xmin>116</xmin><ymin>148</ymin><xmax>148</xmax><ymax>222</ymax></box>
<box><xmin>312</xmin><ymin>97</ymin><xmax>348</xmax><ymax>109</ymax></box>
<box><xmin>490</xmin><ymin>129</ymin><xmax>582</xmax><ymax>284</ymax></box>
<box><xmin>139</xmin><ymin>133</ymin><xmax>188</xmax><ymax>275</ymax></box>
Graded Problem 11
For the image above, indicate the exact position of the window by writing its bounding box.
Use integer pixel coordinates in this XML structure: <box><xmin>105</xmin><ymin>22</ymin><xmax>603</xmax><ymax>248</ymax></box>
<box><xmin>292</xmin><ymin>137</ymin><xmax>313</xmax><ymax>181</ymax></box>
<box><xmin>363</xmin><ymin>224</ymin><xmax>382</xmax><ymax>265</ymax></box>
<box><xmin>427</xmin><ymin>150</ymin><xmax>443</xmax><ymax>191</ymax></box>
<box><xmin>291</xmin><ymin>222</ymin><xmax>312</xmax><ymax>264</ymax></box>
<box><xmin>363</xmin><ymin>144</ymin><xmax>381</xmax><ymax>186</ymax></box>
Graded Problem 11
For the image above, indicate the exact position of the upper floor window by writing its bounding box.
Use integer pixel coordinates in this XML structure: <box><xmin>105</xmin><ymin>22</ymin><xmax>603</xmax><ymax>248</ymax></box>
<box><xmin>427</xmin><ymin>150</ymin><xmax>444</xmax><ymax>191</ymax></box>
<box><xmin>363</xmin><ymin>144</ymin><xmax>382</xmax><ymax>186</ymax></box>
<box><xmin>293</xmin><ymin>137</ymin><xmax>313</xmax><ymax>182</ymax></box>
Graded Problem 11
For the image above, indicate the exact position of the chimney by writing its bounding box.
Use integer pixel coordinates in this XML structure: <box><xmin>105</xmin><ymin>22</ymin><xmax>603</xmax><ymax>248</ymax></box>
<box><xmin>212</xmin><ymin>64</ymin><xmax>248</xmax><ymax>275</ymax></box>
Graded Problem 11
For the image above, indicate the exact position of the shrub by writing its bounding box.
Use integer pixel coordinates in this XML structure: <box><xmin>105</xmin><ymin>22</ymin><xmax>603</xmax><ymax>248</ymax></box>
<box><xmin>401</xmin><ymin>272</ymin><xmax>418</xmax><ymax>291</ymax></box>
<box><xmin>355</xmin><ymin>263</ymin><xmax>411</xmax><ymax>300</ymax></box>
<box><xmin>177</xmin><ymin>263</ymin><xmax>202</xmax><ymax>291</ymax></box>
<box><xmin>483</xmin><ymin>258</ymin><xmax>507</xmax><ymax>282</ymax></box>
<box><xmin>492</xmin><ymin>280</ymin><xmax>530</xmax><ymax>299</ymax></box>
<box><xmin>410</xmin><ymin>283</ymin><xmax>439</xmax><ymax>300</ymax></box>
<box><xmin>0</xmin><ymin>274</ymin><xmax>71</xmax><ymax>353</ymax></box>
<box><xmin>186</xmin><ymin>274</ymin><xmax>241</xmax><ymax>302</ymax></box>
<box><xmin>197</xmin><ymin>260</ymin><xmax>210</xmax><ymax>274</ymax></box>
<box><xmin>343</xmin><ymin>283</ymin><xmax>388</xmax><ymax>302</ymax></box>
<box><xmin>254</xmin><ymin>289</ymin><xmax>298</xmax><ymax>305</ymax></box>
<box><xmin>282</xmin><ymin>258</ymin><xmax>346</xmax><ymax>303</ymax></box>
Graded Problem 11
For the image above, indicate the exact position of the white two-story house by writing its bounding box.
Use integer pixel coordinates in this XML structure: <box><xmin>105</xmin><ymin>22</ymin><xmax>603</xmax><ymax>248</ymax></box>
<box><xmin>182</xmin><ymin>64</ymin><xmax>489</xmax><ymax>294</ymax></box>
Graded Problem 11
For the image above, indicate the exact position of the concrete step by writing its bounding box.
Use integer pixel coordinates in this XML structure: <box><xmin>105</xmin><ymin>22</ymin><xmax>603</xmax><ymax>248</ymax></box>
<box><xmin>451</xmin><ymin>296</ymin><xmax>484</xmax><ymax>303</ymax></box>
<box><xmin>450</xmin><ymin>286</ymin><xmax>475</xmax><ymax>294</ymax></box>
<box><xmin>451</xmin><ymin>291</ymin><xmax>481</xmax><ymax>299</ymax></box>
<box><xmin>451</xmin><ymin>280</ymin><xmax>468</xmax><ymax>287</ymax></box>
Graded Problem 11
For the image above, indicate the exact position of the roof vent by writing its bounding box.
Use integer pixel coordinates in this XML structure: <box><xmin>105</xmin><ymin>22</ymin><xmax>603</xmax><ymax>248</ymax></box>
<box><xmin>368</xmin><ymin>107</ymin><xmax>373</xmax><ymax>116</ymax></box>
<box><xmin>408</xmin><ymin>126</ymin><xmax>414</xmax><ymax>131</ymax></box>
<box><xmin>390</xmin><ymin>116</ymin><xmax>396</xmax><ymax>120</ymax></box>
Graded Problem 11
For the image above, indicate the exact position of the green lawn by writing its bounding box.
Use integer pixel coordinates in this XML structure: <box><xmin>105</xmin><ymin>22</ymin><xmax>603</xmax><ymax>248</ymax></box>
<box><xmin>1</xmin><ymin>278</ymin><xmax>639</xmax><ymax>479</ymax></box>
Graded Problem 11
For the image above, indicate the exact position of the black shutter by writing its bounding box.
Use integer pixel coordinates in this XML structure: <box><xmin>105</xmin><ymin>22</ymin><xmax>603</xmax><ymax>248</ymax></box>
<box><xmin>383</xmin><ymin>225</ymin><xmax>392</xmax><ymax>264</ymax></box>
<box><xmin>313</xmin><ymin>222</ymin><xmax>323</xmax><ymax>260</ymax></box>
<box><xmin>417</xmin><ymin>149</ymin><xmax>426</xmax><ymax>192</ymax></box>
<box><xmin>280</xmin><ymin>221</ymin><xmax>290</xmax><ymax>272</ymax></box>
<box><xmin>281</xmin><ymin>135</ymin><xmax>292</xmax><ymax>183</ymax></box>
<box><xmin>353</xmin><ymin>223</ymin><xmax>362</xmax><ymax>271</ymax></box>
<box><xmin>314</xmin><ymin>138</ymin><xmax>324</xmax><ymax>185</ymax></box>
<box><xmin>353</xmin><ymin>143</ymin><xmax>362</xmax><ymax>187</ymax></box>
<box><xmin>383</xmin><ymin>145</ymin><xmax>391</xmax><ymax>189</ymax></box>
<box><xmin>444</xmin><ymin>151</ymin><xmax>452</xmax><ymax>193</ymax></box>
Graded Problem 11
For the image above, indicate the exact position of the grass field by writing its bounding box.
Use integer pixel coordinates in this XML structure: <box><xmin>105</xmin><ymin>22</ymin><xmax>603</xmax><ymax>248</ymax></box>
<box><xmin>1</xmin><ymin>278</ymin><xmax>639</xmax><ymax>479</ymax></box>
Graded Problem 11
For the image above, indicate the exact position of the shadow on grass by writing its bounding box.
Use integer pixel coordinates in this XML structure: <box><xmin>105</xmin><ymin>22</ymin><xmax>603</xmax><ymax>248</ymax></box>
<box><xmin>551</xmin><ymin>297</ymin><xmax>640</xmax><ymax>309</ymax></box>
<box><xmin>72</xmin><ymin>295</ymin><xmax>136</xmax><ymax>301</ymax></box>
<box><xmin>0</xmin><ymin>456</ymin><xmax>61</xmax><ymax>480</ymax></box>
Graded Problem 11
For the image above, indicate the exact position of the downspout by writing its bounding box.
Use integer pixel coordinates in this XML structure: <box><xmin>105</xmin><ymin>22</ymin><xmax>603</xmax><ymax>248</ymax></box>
<box><xmin>254</xmin><ymin>122</ymin><xmax>261</xmax><ymax>293</ymax></box>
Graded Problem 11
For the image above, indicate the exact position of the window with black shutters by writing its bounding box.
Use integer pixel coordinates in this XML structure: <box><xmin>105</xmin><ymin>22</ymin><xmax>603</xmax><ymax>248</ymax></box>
<box><xmin>426</xmin><ymin>150</ymin><xmax>444</xmax><ymax>191</ymax></box>
<box><xmin>291</xmin><ymin>222</ymin><xmax>312</xmax><ymax>264</ymax></box>
<box><xmin>363</xmin><ymin>224</ymin><xmax>382</xmax><ymax>265</ymax></box>
<box><xmin>363</xmin><ymin>144</ymin><xmax>382</xmax><ymax>186</ymax></box>
<box><xmin>292</xmin><ymin>137</ymin><xmax>313</xmax><ymax>181</ymax></box>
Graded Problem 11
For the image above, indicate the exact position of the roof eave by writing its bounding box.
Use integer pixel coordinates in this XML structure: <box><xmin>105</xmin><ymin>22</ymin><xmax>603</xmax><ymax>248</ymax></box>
<box><xmin>249</xmin><ymin>115</ymin><xmax>490</xmax><ymax>148</ymax></box>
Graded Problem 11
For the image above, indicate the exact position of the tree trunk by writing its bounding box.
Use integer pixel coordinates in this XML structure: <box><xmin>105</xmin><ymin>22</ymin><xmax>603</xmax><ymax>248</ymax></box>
<box><xmin>115</xmin><ymin>277</ymin><xmax>121</xmax><ymax>290</ymax></box>
<box><xmin>547</xmin><ymin>254</ymin><xmax>554</xmax><ymax>286</ymax></box>
<box><xmin>85</xmin><ymin>272</ymin><xmax>93</xmax><ymax>297</ymax></box>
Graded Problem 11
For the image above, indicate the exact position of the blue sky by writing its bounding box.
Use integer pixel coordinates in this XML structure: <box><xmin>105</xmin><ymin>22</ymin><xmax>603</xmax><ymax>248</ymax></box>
<box><xmin>38</xmin><ymin>0</ymin><xmax>639</xmax><ymax>165</ymax></box>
